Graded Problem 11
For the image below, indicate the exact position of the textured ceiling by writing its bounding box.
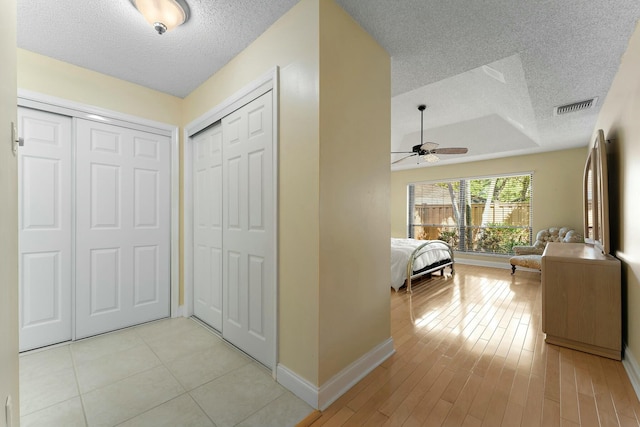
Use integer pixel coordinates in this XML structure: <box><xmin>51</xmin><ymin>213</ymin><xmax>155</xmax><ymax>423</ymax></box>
<box><xmin>17</xmin><ymin>0</ymin><xmax>300</xmax><ymax>98</ymax></box>
<box><xmin>16</xmin><ymin>0</ymin><xmax>640</xmax><ymax>169</ymax></box>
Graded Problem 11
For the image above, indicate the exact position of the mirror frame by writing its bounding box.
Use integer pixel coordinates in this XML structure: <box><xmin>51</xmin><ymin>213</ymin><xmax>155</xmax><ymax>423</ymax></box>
<box><xmin>583</xmin><ymin>147</ymin><xmax>596</xmax><ymax>242</ymax></box>
<box><xmin>583</xmin><ymin>129</ymin><xmax>609</xmax><ymax>254</ymax></box>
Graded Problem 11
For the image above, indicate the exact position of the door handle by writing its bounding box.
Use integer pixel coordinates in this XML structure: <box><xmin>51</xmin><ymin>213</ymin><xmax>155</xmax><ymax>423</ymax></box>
<box><xmin>11</xmin><ymin>121</ymin><xmax>23</xmax><ymax>156</ymax></box>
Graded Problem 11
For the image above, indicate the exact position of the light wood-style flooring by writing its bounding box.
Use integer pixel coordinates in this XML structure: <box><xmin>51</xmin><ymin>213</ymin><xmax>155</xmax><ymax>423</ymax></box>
<box><xmin>304</xmin><ymin>264</ymin><xmax>639</xmax><ymax>426</ymax></box>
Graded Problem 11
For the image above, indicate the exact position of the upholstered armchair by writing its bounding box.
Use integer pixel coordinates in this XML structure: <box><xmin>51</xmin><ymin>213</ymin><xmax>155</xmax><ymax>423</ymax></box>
<box><xmin>510</xmin><ymin>226</ymin><xmax>584</xmax><ymax>274</ymax></box>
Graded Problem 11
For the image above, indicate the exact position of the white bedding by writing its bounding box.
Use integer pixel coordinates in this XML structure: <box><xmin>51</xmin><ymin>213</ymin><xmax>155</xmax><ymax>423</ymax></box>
<box><xmin>390</xmin><ymin>238</ymin><xmax>452</xmax><ymax>291</ymax></box>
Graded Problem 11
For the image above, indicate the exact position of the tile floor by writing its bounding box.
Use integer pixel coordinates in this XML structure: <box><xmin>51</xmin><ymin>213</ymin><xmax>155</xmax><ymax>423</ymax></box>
<box><xmin>19</xmin><ymin>317</ymin><xmax>313</xmax><ymax>427</ymax></box>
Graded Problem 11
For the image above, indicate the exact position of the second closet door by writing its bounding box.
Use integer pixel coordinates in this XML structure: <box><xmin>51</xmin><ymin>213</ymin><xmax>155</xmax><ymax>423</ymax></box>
<box><xmin>192</xmin><ymin>91</ymin><xmax>275</xmax><ymax>369</ymax></box>
<box><xmin>75</xmin><ymin>119</ymin><xmax>171</xmax><ymax>339</ymax></box>
<box><xmin>222</xmin><ymin>91</ymin><xmax>274</xmax><ymax>368</ymax></box>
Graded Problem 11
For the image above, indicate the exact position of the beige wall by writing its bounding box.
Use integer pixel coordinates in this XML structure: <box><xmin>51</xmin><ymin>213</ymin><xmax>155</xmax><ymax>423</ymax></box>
<box><xmin>18</xmin><ymin>49</ymin><xmax>182</xmax><ymax>125</ymax></box>
<box><xmin>391</xmin><ymin>148</ymin><xmax>586</xmax><ymax>261</ymax></box>
<box><xmin>184</xmin><ymin>0</ymin><xmax>391</xmax><ymax>386</ymax></box>
<box><xmin>184</xmin><ymin>0</ymin><xmax>321</xmax><ymax>384</ymax></box>
<box><xmin>317</xmin><ymin>0</ymin><xmax>390</xmax><ymax>383</ymax></box>
<box><xmin>0</xmin><ymin>0</ymin><xmax>19</xmax><ymax>423</ymax></box>
<box><xmin>592</xmin><ymin>22</ymin><xmax>640</xmax><ymax>359</ymax></box>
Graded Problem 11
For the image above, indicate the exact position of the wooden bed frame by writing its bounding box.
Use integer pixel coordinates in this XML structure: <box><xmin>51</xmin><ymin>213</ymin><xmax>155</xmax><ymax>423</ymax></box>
<box><xmin>405</xmin><ymin>240</ymin><xmax>455</xmax><ymax>293</ymax></box>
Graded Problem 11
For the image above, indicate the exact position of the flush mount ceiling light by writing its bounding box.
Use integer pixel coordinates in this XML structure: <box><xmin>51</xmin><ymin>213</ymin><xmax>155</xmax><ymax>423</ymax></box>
<box><xmin>131</xmin><ymin>0</ymin><xmax>190</xmax><ymax>35</ymax></box>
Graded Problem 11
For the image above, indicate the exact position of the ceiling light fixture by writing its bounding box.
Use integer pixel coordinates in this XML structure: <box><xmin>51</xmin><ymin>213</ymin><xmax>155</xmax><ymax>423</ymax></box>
<box><xmin>131</xmin><ymin>0</ymin><xmax>190</xmax><ymax>35</ymax></box>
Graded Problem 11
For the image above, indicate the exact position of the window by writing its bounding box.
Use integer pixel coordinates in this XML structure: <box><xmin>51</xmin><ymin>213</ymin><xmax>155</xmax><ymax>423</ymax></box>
<box><xmin>408</xmin><ymin>174</ymin><xmax>532</xmax><ymax>254</ymax></box>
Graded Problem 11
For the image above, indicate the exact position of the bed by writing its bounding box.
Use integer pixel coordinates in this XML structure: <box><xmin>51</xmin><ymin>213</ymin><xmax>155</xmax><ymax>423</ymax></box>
<box><xmin>390</xmin><ymin>238</ymin><xmax>455</xmax><ymax>293</ymax></box>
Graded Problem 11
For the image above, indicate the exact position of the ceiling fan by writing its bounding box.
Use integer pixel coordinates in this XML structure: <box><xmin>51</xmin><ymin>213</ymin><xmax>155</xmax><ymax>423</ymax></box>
<box><xmin>391</xmin><ymin>105</ymin><xmax>468</xmax><ymax>164</ymax></box>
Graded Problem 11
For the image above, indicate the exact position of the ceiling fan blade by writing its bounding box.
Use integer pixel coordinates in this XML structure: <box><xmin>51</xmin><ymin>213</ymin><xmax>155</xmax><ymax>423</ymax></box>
<box><xmin>391</xmin><ymin>154</ymin><xmax>417</xmax><ymax>164</ymax></box>
<box><xmin>392</xmin><ymin>106</ymin><xmax>467</xmax><ymax>164</ymax></box>
<box><xmin>433</xmin><ymin>147</ymin><xmax>468</xmax><ymax>155</ymax></box>
<box><xmin>420</xmin><ymin>142</ymin><xmax>439</xmax><ymax>151</ymax></box>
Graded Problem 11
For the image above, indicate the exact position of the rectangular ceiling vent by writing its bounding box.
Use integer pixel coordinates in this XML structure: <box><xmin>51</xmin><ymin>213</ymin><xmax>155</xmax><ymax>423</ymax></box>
<box><xmin>554</xmin><ymin>97</ymin><xmax>598</xmax><ymax>116</ymax></box>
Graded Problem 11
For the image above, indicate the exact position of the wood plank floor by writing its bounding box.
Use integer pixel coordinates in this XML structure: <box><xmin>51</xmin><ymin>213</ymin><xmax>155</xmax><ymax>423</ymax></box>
<box><xmin>307</xmin><ymin>264</ymin><xmax>639</xmax><ymax>426</ymax></box>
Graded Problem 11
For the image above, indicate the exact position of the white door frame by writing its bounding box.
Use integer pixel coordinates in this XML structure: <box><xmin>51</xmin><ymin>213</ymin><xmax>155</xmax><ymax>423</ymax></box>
<box><xmin>183</xmin><ymin>67</ymin><xmax>279</xmax><ymax>374</ymax></box>
<box><xmin>17</xmin><ymin>89</ymin><xmax>181</xmax><ymax>326</ymax></box>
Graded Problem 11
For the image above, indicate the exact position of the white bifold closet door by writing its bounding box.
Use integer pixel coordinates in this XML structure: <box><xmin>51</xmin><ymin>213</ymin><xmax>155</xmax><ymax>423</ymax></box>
<box><xmin>193</xmin><ymin>91</ymin><xmax>274</xmax><ymax>369</ymax></box>
<box><xmin>193</xmin><ymin>123</ymin><xmax>224</xmax><ymax>331</ymax></box>
<box><xmin>18</xmin><ymin>108</ymin><xmax>73</xmax><ymax>351</ymax></box>
<box><xmin>18</xmin><ymin>108</ymin><xmax>172</xmax><ymax>351</ymax></box>
<box><xmin>75</xmin><ymin>119</ymin><xmax>171</xmax><ymax>339</ymax></box>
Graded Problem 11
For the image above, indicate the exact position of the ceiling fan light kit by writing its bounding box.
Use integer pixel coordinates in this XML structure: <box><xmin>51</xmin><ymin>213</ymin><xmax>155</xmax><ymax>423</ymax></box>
<box><xmin>391</xmin><ymin>104</ymin><xmax>469</xmax><ymax>165</ymax></box>
<box><xmin>131</xmin><ymin>0</ymin><xmax>190</xmax><ymax>35</ymax></box>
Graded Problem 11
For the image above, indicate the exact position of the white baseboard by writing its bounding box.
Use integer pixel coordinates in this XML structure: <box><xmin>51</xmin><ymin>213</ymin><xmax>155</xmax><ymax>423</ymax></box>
<box><xmin>276</xmin><ymin>337</ymin><xmax>395</xmax><ymax>410</ymax></box>
<box><xmin>318</xmin><ymin>337</ymin><xmax>395</xmax><ymax>410</ymax></box>
<box><xmin>173</xmin><ymin>304</ymin><xmax>185</xmax><ymax>318</ymax></box>
<box><xmin>623</xmin><ymin>345</ymin><xmax>640</xmax><ymax>401</ymax></box>
<box><xmin>276</xmin><ymin>364</ymin><xmax>319</xmax><ymax>409</ymax></box>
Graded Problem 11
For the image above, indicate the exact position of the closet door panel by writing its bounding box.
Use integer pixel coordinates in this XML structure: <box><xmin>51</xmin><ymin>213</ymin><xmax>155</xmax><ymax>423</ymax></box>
<box><xmin>75</xmin><ymin>119</ymin><xmax>170</xmax><ymax>338</ymax></box>
<box><xmin>192</xmin><ymin>123</ymin><xmax>224</xmax><ymax>330</ymax></box>
<box><xmin>18</xmin><ymin>108</ymin><xmax>73</xmax><ymax>351</ymax></box>
<box><xmin>134</xmin><ymin>169</ymin><xmax>160</xmax><ymax>227</ymax></box>
<box><xmin>222</xmin><ymin>91</ymin><xmax>274</xmax><ymax>369</ymax></box>
<box><xmin>90</xmin><ymin>163</ymin><xmax>121</xmax><ymax>228</ymax></box>
<box><xmin>89</xmin><ymin>248</ymin><xmax>121</xmax><ymax>314</ymax></box>
<box><xmin>133</xmin><ymin>245</ymin><xmax>160</xmax><ymax>306</ymax></box>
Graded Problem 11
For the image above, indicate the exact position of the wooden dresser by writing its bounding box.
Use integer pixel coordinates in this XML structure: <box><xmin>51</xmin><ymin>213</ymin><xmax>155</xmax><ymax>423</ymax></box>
<box><xmin>541</xmin><ymin>242</ymin><xmax>621</xmax><ymax>360</ymax></box>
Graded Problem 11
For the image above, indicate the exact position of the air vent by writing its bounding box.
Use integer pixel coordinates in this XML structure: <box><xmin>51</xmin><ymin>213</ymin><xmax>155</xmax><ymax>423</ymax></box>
<box><xmin>554</xmin><ymin>97</ymin><xmax>598</xmax><ymax>116</ymax></box>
